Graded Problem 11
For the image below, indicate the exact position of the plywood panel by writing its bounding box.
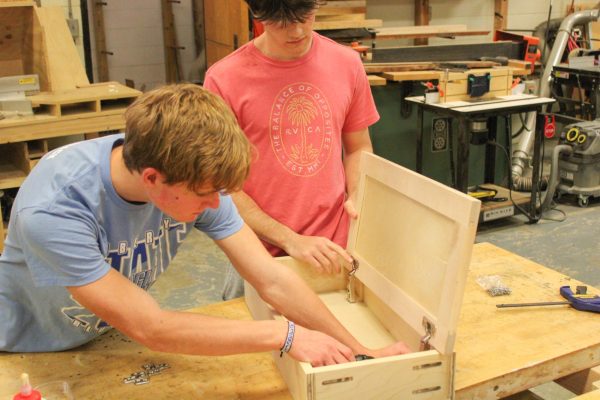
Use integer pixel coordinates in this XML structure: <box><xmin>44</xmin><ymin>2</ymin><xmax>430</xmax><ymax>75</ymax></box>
<box><xmin>35</xmin><ymin>6</ymin><xmax>88</xmax><ymax>90</ymax></box>
<box><xmin>348</xmin><ymin>152</ymin><xmax>480</xmax><ymax>354</ymax></box>
<box><xmin>206</xmin><ymin>40</ymin><xmax>233</xmax><ymax>67</ymax></box>
<box><xmin>204</xmin><ymin>0</ymin><xmax>248</xmax><ymax>47</ymax></box>
<box><xmin>366</xmin><ymin>75</ymin><xmax>386</xmax><ymax>86</ymax></box>
<box><xmin>311</xmin><ymin>351</ymin><xmax>451</xmax><ymax>400</ymax></box>
<box><xmin>313</xmin><ymin>19</ymin><xmax>381</xmax><ymax>30</ymax></box>
<box><xmin>382</xmin><ymin>70</ymin><xmax>442</xmax><ymax>81</ymax></box>
<box><xmin>0</xmin><ymin>6</ymin><xmax>28</xmax><ymax>71</ymax></box>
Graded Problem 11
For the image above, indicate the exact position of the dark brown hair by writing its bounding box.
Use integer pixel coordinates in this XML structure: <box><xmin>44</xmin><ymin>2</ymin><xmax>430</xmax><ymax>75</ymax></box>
<box><xmin>245</xmin><ymin>0</ymin><xmax>326</xmax><ymax>24</ymax></box>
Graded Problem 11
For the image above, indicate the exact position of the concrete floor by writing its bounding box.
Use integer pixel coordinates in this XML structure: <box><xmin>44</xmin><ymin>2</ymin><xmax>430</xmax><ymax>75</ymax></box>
<box><xmin>149</xmin><ymin>193</ymin><xmax>600</xmax><ymax>400</ymax></box>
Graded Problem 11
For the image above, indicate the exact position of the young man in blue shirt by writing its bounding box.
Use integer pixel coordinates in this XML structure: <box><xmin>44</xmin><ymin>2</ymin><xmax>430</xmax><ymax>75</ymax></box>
<box><xmin>0</xmin><ymin>84</ymin><xmax>409</xmax><ymax>365</ymax></box>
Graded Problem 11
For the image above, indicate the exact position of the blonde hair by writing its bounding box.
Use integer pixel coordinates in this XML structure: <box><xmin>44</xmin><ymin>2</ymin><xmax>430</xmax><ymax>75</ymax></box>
<box><xmin>123</xmin><ymin>83</ymin><xmax>251</xmax><ymax>192</ymax></box>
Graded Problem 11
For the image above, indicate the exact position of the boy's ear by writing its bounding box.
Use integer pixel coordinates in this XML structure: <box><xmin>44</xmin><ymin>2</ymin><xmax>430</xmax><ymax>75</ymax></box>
<box><xmin>141</xmin><ymin>167</ymin><xmax>163</xmax><ymax>187</ymax></box>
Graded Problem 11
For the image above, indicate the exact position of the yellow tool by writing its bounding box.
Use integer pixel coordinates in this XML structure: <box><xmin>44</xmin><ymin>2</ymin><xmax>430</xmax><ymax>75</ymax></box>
<box><xmin>468</xmin><ymin>186</ymin><xmax>507</xmax><ymax>202</ymax></box>
<box><xmin>468</xmin><ymin>189</ymin><xmax>497</xmax><ymax>200</ymax></box>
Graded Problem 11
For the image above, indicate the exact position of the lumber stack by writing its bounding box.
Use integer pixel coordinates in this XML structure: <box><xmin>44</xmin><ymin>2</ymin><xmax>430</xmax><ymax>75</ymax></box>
<box><xmin>314</xmin><ymin>0</ymin><xmax>382</xmax><ymax>30</ymax></box>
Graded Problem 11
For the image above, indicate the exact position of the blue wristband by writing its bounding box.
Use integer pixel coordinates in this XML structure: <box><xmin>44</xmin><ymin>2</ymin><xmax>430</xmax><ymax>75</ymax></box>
<box><xmin>279</xmin><ymin>321</ymin><xmax>295</xmax><ymax>357</ymax></box>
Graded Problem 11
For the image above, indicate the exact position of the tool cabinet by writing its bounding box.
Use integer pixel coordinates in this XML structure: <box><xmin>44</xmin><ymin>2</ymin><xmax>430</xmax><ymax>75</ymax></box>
<box><xmin>245</xmin><ymin>152</ymin><xmax>480</xmax><ymax>399</ymax></box>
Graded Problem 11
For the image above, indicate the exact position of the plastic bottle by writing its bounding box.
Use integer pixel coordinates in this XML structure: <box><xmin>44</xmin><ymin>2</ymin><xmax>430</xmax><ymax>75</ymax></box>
<box><xmin>12</xmin><ymin>373</ymin><xmax>42</xmax><ymax>400</ymax></box>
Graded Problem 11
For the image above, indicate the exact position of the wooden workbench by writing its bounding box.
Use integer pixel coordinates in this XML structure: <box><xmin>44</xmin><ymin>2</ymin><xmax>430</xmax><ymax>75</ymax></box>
<box><xmin>1</xmin><ymin>242</ymin><xmax>599</xmax><ymax>399</ymax></box>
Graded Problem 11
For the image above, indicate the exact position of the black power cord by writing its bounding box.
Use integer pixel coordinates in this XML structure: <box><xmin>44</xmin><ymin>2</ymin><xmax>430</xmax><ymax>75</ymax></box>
<box><xmin>487</xmin><ymin>139</ymin><xmax>566</xmax><ymax>223</ymax></box>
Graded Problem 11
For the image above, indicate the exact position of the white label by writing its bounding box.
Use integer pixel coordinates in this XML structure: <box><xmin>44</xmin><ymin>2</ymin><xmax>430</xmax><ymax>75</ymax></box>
<box><xmin>483</xmin><ymin>206</ymin><xmax>514</xmax><ymax>222</ymax></box>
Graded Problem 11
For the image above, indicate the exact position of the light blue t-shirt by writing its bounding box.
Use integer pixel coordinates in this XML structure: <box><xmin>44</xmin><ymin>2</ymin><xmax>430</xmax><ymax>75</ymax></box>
<box><xmin>0</xmin><ymin>134</ymin><xmax>243</xmax><ymax>352</ymax></box>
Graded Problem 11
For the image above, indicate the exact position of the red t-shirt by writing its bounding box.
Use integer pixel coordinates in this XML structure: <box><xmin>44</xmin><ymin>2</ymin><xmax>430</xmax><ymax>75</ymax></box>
<box><xmin>204</xmin><ymin>32</ymin><xmax>379</xmax><ymax>255</ymax></box>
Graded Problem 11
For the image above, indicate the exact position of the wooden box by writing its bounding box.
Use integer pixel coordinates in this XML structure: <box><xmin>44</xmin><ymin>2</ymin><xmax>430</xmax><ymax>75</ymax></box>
<box><xmin>440</xmin><ymin>67</ymin><xmax>513</xmax><ymax>103</ymax></box>
<box><xmin>245</xmin><ymin>152</ymin><xmax>481</xmax><ymax>400</ymax></box>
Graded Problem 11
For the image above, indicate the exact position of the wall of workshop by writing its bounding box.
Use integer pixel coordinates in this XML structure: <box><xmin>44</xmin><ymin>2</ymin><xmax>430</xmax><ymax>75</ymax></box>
<box><xmin>367</xmin><ymin>0</ymin><xmax>600</xmax><ymax>47</ymax></box>
<box><xmin>38</xmin><ymin>0</ymin><xmax>199</xmax><ymax>90</ymax></box>
<box><xmin>86</xmin><ymin>0</ymin><xmax>198</xmax><ymax>90</ymax></box>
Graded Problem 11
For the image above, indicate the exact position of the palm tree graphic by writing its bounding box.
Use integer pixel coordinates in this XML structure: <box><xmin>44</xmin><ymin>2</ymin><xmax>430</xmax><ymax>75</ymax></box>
<box><xmin>286</xmin><ymin>95</ymin><xmax>319</xmax><ymax>163</ymax></box>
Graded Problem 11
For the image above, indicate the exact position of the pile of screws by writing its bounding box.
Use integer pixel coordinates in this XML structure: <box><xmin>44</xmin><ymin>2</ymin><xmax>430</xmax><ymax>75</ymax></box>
<box><xmin>123</xmin><ymin>362</ymin><xmax>170</xmax><ymax>385</ymax></box>
<box><xmin>476</xmin><ymin>275</ymin><xmax>512</xmax><ymax>297</ymax></box>
<box><xmin>487</xmin><ymin>285</ymin><xmax>512</xmax><ymax>297</ymax></box>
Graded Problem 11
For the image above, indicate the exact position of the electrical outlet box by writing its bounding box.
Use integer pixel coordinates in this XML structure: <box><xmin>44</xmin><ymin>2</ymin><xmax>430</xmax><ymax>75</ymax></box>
<box><xmin>431</xmin><ymin>117</ymin><xmax>449</xmax><ymax>152</ymax></box>
<box><xmin>66</xmin><ymin>18</ymin><xmax>79</xmax><ymax>39</ymax></box>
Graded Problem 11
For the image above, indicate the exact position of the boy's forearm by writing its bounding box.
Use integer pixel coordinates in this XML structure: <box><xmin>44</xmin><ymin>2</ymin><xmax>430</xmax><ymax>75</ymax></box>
<box><xmin>257</xmin><ymin>260</ymin><xmax>366</xmax><ymax>355</ymax></box>
<box><xmin>144</xmin><ymin>311</ymin><xmax>289</xmax><ymax>355</ymax></box>
<box><xmin>231</xmin><ymin>191</ymin><xmax>297</xmax><ymax>252</ymax></box>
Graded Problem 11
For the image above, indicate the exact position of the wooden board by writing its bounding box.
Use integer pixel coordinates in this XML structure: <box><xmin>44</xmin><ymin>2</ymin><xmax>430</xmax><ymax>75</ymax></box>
<box><xmin>0</xmin><ymin>3</ymin><xmax>88</xmax><ymax>92</ymax></box>
<box><xmin>0</xmin><ymin>5</ymin><xmax>30</xmax><ymax>76</ymax></box>
<box><xmin>436</xmin><ymin>67</ymin><xmax>512</xmax><ymax>103</ymax></box>
<box><xmin>557</xmin><ymin>365</ymin><xmax>600</xmax><ymax>395</ymax></box>
<box><xmin>382</xmin><ymin>70</ymin><xmax>442</xmax><ymax>82</ymax></box>
<box><xmin>0</xmin><ymin>300</ymin><xmax>292</xmax><ymax>400</ymax></box>
<box><xmin>28</xmin><ymin>82</ymin><xmax>140</xmax><ymax>117</ymax></box>
<box><xmin>313</xmin><ymin>0</ymin><xmax>372</xmax><ymax>39</ymax></box>
<box><xmin>204</xmin><ymin>0</ymin><xmax>249</xmax><ymax>67</ymax></box>
<box><xmin>478</xmin><ymin>184</ymin><xmax>530</xmax><ymax>223</ymax></box>
<box><xmin>366</xmin><ymin>75</ymin><xmax>386</xmax><ymax>86</ymax></box>
<box><xmin>364</xmin><ymin>61</ymin><xmax>521</xmax><ymax>76</ymax></box>
<box><xmin>347</xmin><ymin>152</ymin><xmax>480</xmax><ymax>354</ymax></box>
<box><xmin>313</xmin><ymin>19</ymin><xmax>382</xmax><ymax>31</ymax></box>
<box><xmin>0</xmin><ymin>113</ymin><xmax>127</xmax><ymax>144</ymax></box>
<box><xmin>455</xmin><ymin>243</ymin><xmax>600</xmax><ymax>399</ymax></box>
<box><xmin>376</xmin><ymin>25</ymin><xmax>490</xmax><ymax>40</ymax></box>
<box><xmin>35</xmin><ymin>6</ymin><xmax>89</xmax><ymax>91</ymax></box>
<box><xmin>317</xmin><ymin>6</ymin><xmax>365</xmax><ymax>16</ymax></box>
<box><xmin>363</xmin><ymin>62</ymin><xmax>438</xmax><ymax>74</ymax></box>
<box><xmin>0</xmin><ymin>160</ymin><xmax>26</xmax><ymax>189</ymax></box>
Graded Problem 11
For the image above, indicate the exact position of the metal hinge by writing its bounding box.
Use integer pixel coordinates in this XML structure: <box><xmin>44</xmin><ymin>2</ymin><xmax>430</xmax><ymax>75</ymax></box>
<box><xmin>419</xmin><ymin>317</ymin><xmax>436</xmax><ymax>351</ymax></box>
<box><xmin>346</xmin><ymin>258</ymin><xmax>359</xmax><ymax>303</ymax></box>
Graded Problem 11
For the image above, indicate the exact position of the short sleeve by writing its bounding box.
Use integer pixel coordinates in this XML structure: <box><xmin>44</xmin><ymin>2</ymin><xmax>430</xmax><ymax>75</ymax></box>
<box><xmin>194</xmin><ymin>194</ymin><xmax>244</xmax><ymax>240</ymax></box>
<box><xmin>13</xmin><ymin>207</ymin><xmax>110</xmax><ymax>287</ymax></box>
<box><xmin>342</xmin><ymin>55</ymin><xmax>380</xmax><ymax>133</ymax></box>
<box><xmin>203</xmin><ymin>70</ymin><xmax>223</xmax><ymax>97</ymax></box>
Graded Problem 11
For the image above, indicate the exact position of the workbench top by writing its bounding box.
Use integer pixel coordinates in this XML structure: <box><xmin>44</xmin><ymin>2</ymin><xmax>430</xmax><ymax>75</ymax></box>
<box><xmin>1</xmin><ymin>242</ymin><xmax>599</xmax><ymax>399</ymax></box>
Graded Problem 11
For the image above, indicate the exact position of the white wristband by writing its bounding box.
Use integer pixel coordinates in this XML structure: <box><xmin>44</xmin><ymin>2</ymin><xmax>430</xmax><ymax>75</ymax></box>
<box><xmin>279</xmin><ymin>321</ymin><xmax>295</xmax><ymax>357</ymax></box>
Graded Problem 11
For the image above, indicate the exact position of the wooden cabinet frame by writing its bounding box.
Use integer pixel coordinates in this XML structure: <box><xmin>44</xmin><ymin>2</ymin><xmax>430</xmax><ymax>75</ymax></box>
<box><xmin>246</xmin><ymin>152</ymin><xmax>481</xmax><ymax>399</ymax></box>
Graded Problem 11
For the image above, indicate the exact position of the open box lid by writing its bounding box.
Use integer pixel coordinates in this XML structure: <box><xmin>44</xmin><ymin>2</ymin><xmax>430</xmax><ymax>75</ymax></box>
<box><xmin>347</xmin><ymin>152</ymin><xmax>480</xmax><ymax>354</ymax></box>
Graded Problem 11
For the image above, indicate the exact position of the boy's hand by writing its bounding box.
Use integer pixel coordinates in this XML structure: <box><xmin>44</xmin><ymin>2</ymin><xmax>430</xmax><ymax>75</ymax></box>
<box><xmin>284</xmin><ymin>234</ymin><xmax>352</xmax><ymax>274</ymax></box>
<box><xmin>343</xmin><ymin>198</ymin><xmax>359</xmax><ymax>220</ymax></box>
<box><xmin>357</xmin><ymin>341</ymin><xmax>413</xmax><ymax>359</ymax></box>
<box><xmin>287</xmin><ymin>325</ymin><xmax>355</xmax><ymax>367</ymax></box>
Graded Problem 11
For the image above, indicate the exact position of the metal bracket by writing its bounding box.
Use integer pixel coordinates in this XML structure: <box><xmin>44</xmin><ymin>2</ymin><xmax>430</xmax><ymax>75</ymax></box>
<box><xmin>346</xmin><ymin>258</ymin><xmax>359</xmax><ymax>303</ymax></box>
<box><xmin>419</xmin><ymin>317</ymin><xmax>436</xmax><ymax>351</ymax></box>
<box><xmin>123</xmin><ymin>362</ymin><xmax>170</xmax><ymax>385</ymax></box>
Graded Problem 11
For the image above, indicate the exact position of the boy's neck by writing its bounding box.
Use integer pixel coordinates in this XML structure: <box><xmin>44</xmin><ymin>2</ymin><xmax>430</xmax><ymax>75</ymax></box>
<box><xmin>110</xmin><ymin>145</ymin><xmax>148</xmax><ymax>203</ymax></box>
<box><xmin>254</xmin><ymin>32</ymin><xmax>313</xmax><ymax>61</ymax></box>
